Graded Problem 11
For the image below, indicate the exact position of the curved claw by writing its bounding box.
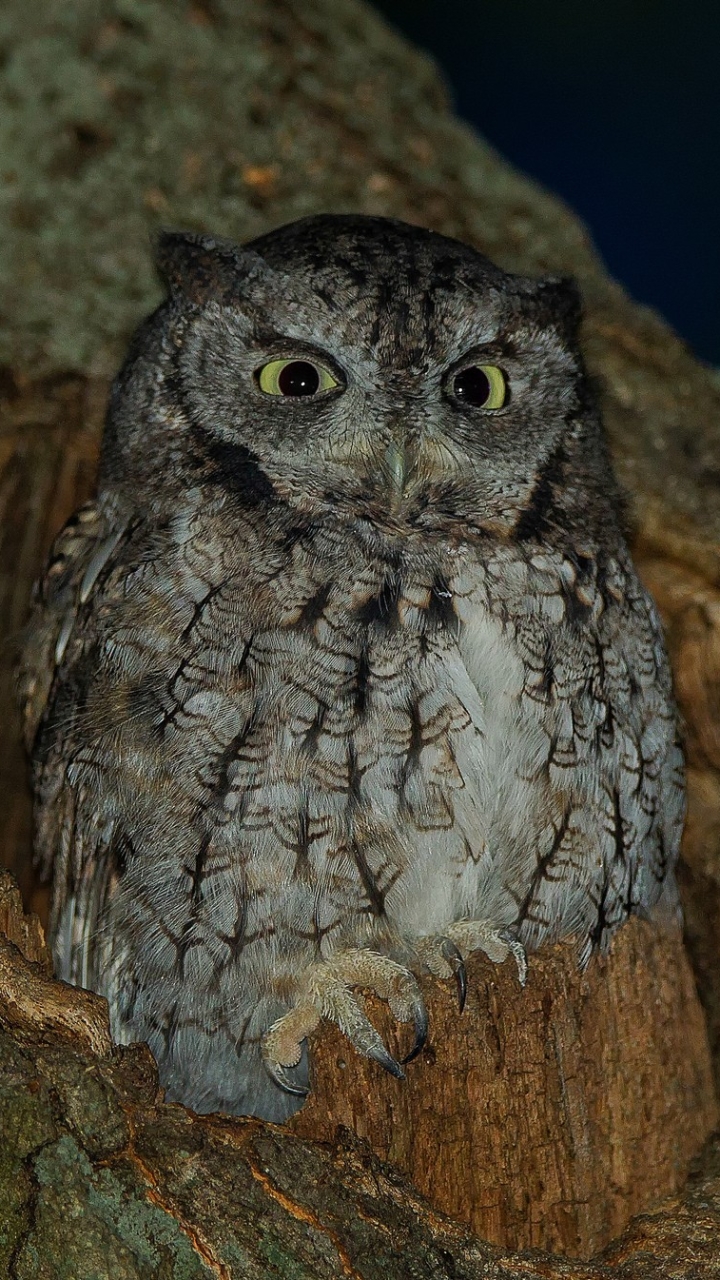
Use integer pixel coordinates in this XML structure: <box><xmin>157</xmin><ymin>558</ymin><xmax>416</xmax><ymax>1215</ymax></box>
<box><xmin>368</xmin><ymin>1040</ymin><xmax>406</xmax><ymax>1080</ymax></box>
<box><xmin>263</xmin><ymin>1055</ymin><xmax>310</xmax><ymax>1098</ymax></box>
<box><xmin>441</xmin><ymin>938</ymin><xmax>468</xmax><ymax>1012</ymax></box>
<box><xmin>401</xmin><ymin>993</ymin><xmax>429</xmax><ymax>1064</ymax></box>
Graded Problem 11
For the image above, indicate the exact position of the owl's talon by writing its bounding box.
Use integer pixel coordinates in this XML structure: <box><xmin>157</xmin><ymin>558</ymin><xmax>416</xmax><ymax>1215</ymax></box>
<box><xmin>262</xmin><ymin>1057</ymin><xmax>310</xmax><ymax>1098</ymax></box>
<box><xmin>370</xmin><ymin>1041</ymin><xmax>406</xmax><ymax>1079</ymax></box>
<box><xmin>262</xmin><ymin>948</ymin><xmax>425</xmax><ymax>1087</ymax></box>
<box><xmin>401</xmin><ymin>994</ymin><xmax>429</xmax><ymax>1064</ymax></box>
<box><xmin>415</xmin><ymin>920</ymin><xmax>528</xmax><ymax>1009</ymax></box>
<box><xmin>430</xmin><ymin>937</ymin><xmax>468</xmax><ymax>1012</ymax></box>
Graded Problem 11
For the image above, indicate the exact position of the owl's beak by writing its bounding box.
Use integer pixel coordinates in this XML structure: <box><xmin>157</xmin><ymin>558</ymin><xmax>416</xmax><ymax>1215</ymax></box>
<box><xmin>383</xmin><ymin>436</ymin><xmax>450</xmax><ymax>504</ymax></box>
<box><xmin>384</xmin><ymin>440</ymin><xmax>408</xmax><ymax>495</ymax></box>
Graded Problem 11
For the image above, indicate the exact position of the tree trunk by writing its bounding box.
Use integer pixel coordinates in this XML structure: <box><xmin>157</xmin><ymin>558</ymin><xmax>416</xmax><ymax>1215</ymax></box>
<box><xmin>290</xmin><ymin>919</ymin><xmax>715</xmax><ymax>1258</ymax></box>
<box><xmin>1</xmin><ymin>873</ymin><xmax>719</xmax><ymax>1280</ymax></box>
<box><xmin>2</xmin><ymin>0</ymin><xmax>720</xmax><ymax>1274</ymax></box>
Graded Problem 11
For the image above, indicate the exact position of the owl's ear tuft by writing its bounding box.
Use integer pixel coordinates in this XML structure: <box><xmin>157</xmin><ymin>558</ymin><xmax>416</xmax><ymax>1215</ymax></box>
<box><xmin>153</xmin><ymin>230</ymin><xmax>267</xmax><ymax>306</ymax></box>
<box><xmin>531</xmin><ymin>275</ymin><xmax>583</xmax><ymax>344</ymax></box>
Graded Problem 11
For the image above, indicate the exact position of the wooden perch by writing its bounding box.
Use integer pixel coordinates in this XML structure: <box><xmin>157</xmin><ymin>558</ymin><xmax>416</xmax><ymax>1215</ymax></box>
<box><xmin>0</xmin><ymin>875</ymin><xmax>717</xmax><ymax>1277</ymax></box>
<box><xmin>290</xmin><ymin>918</ymin><xmax>716</xmax><ymax>1257</ymax></box>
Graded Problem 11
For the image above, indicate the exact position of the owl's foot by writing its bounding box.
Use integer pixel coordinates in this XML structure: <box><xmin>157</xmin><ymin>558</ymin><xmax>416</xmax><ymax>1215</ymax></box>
<box><xmin>262</xmin><ymin>948</ymin><xmax>428</xmax><ymax>1095</ymax></box>
<box><xmin>414</xmin><ymin>920</ymin><xmax>527</xmax><ymax>1014</ymax></box>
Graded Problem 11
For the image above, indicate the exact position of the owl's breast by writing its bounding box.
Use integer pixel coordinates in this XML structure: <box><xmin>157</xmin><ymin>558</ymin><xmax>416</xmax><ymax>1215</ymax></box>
<box><xmin>223</xmin><ymin>555</ymin><xmax>552</xmax><ymax>931</ymax></box>
<box><xmin>81</xmin><ymin>532</ymin><xmax>566</xmax><ymax>947</ymax></box>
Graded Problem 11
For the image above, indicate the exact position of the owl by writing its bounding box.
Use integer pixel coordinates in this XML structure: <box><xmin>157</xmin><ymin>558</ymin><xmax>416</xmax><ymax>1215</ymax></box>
<box><xmin>20</xmin><ymin>215</ymin><xmax>685</xmax><ymax>1121</ymax></box>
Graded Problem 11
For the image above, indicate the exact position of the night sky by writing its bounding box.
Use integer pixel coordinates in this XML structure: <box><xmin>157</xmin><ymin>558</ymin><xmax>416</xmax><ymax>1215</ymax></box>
<box><xmin>372</xmin><ymin>0</ymin><xmax>720</xmax><ymax>365</ymax></box>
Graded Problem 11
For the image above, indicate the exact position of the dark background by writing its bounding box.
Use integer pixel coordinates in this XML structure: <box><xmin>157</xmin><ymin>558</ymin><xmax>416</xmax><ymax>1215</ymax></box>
<box><xmin>372</xmin><ymin>0</ymin><xmax>719</xmax><ymax>365</ymax></box>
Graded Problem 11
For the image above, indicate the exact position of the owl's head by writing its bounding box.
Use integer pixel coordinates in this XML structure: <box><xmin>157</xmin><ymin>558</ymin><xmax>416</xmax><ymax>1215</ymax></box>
<box><xmin>102</xmin><ymin>214</ymin><xmax>619</xmax><ymax>548</ymax></box>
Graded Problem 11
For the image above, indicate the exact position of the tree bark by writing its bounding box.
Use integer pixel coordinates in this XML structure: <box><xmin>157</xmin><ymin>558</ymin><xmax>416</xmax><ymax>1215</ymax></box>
<box><xmin>1</xmin><ymin>0</ymin><xmax>720</xmax><ymax>1274</ymax></box>
<box><xmin>290</xmin><ymin>918</ymin><xmax>715</xmax><ymax>1258</ymax></box>
<box><xmin>0</xmin><ymin>875</ymin><xmax>718</xmax><ymax>1280</ymax></box>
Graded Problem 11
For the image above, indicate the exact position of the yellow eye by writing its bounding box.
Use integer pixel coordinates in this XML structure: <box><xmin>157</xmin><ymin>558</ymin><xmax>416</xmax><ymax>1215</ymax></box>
<box><xmin>256</xmin><ymin>358</ymin><xmax>338</xmax><ymax>397</ymax></box>
<box><xmin>452</xmin><ymin>364</ymin><xmax>507</xmax><ymax>409</ymax></box>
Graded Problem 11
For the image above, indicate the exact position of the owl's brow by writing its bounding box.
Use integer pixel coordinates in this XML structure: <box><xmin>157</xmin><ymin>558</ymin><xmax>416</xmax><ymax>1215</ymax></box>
<box><xmin>248</xmin><ymin>328</ymin><xmax>340</xmax><ymax>363</ymax></box>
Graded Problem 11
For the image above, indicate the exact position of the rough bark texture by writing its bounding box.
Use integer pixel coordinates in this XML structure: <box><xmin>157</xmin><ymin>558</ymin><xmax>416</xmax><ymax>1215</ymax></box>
<box><xmin>2</xmin><ymin>0</ymin><xmax>720</xmax><ymax>1275</ymax></box>
<box><xmin>289</xmin><ymin>920</ymin><xmax>715</xmax><ymax>1257</ymax></box>
<box><xmin>0</xmin><ymin>876</ymin><xmax>718</xmax><ymax>1280</ymax></box>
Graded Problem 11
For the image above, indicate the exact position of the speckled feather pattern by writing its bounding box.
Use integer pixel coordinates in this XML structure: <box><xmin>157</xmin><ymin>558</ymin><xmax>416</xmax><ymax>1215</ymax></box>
<box><xmin>20</xmin><ymin>216</ymin><xmax>684</xmax><ymax>1119</ymax></box>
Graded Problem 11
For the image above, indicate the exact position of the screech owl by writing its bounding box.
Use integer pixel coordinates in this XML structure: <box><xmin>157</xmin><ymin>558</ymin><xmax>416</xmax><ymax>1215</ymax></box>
<box><xmin>20</xmin><ymin>214</ymin><xmax>685</xmax><ymax>1122</ymax></box>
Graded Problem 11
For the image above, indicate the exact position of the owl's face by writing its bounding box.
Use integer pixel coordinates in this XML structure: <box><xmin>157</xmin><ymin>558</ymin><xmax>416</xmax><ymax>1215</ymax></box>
<box><xmin>105</xmin><ymin>215</ymin><xmax>609</xmax><ymax>545</ymax></box>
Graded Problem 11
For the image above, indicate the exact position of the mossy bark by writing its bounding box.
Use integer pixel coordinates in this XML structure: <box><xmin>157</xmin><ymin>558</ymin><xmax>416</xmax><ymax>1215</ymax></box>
<box><xmin>2</xmin><ymin>1</ymin><xmax>720</xmax><ymax>1275</ymax></box>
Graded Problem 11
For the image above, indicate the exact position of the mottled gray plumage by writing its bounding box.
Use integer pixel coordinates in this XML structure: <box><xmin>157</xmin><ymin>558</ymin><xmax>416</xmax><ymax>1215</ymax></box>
<box><xmin>20</xmin><ymin>215</ymin><xmax>684</xmax><ymax>1120</ymax></box>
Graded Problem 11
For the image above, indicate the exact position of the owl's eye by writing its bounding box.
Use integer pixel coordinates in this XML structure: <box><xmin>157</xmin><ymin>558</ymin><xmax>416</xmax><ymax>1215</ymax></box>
<box><xmin>256</xmin><ymin>358</ymin><xmax>339</xmax><ymax>397</ymax></box>
<box><xmin>452</xmin><ymin>364</ymin><xmax>507</xmax><ymax>409</ymax></box>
